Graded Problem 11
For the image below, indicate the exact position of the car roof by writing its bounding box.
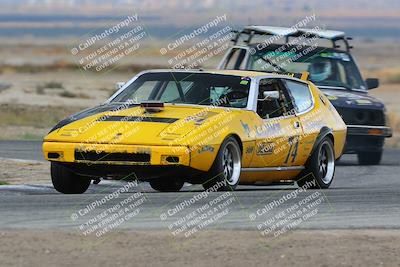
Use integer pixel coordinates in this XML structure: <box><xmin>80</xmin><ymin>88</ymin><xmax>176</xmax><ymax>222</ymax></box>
<box><xmin>204</xmin><ymin>69</ymin><xmax>271</xmax><ymax>77</ymax></box>
<box><xmin>142</xmin><ymin>69</ymin><xmax>273</xmax><ymax>78</ymax></box>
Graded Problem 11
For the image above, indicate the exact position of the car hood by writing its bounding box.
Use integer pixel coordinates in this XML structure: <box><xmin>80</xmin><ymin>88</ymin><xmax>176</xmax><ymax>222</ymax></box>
<box><xmin>44</xmin><ymin>104</ymin><xmax>224</xmax><ymax>146</ymax></box>
<box><xmin>320</xmin><ymin>89</ymin><xmax>385</xmax><ymax>110</ymax></box>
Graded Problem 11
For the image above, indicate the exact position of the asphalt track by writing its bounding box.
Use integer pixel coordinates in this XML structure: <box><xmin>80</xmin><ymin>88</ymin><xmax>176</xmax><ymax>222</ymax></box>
<box><xmin>0</xmin><ymin>141</ymin><xmax>399</xmax><ymax>232</ymax></box>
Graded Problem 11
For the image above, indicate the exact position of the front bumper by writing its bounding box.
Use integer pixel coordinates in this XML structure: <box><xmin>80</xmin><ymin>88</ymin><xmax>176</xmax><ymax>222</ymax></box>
<box><xmin>347</xmin><ymin>125</ymin><xmax>392</xmax><ymax>137</ymax></box>
<box><xmin>43</xmin><ymin>141</ymin><xmax>191</xmax><ymax>167</ymax></box>
<box><xmin>344</xmin><ymin>125</ymin><xmax>391</xmax><ymax>153</ymax></box>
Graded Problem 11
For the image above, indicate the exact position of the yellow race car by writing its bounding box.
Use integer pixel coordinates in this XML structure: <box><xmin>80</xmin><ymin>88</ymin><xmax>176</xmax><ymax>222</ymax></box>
<box><xmin>43</xmin><ymin>69</ymin><xmax>347</xmax><ymax>193</ymax></box>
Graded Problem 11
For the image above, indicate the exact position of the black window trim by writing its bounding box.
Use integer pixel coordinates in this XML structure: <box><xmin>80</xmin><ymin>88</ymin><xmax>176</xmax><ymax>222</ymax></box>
<box><xmin>282</xmin><ymin>78</ymin><xmax>315</xmax><ymax>116</ymax></box>
<box><xmin>256</xmin><ymin>78</ymin><xmax>297</xmax><ymax>121</ymax></box>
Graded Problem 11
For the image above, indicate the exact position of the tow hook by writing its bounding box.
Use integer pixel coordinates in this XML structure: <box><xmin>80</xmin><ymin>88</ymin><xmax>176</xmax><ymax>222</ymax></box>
<box><xmin>93</xmin><ymin>178</ymin><xmax>101</xmax><ymax>185</ymax></box>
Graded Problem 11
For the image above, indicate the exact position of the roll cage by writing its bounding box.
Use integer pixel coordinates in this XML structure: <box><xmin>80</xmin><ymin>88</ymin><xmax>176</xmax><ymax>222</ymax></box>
<box><xmin>230</xmin><ymin>26</ymin><xmax>353</xmax><ymax>52</ymax></box>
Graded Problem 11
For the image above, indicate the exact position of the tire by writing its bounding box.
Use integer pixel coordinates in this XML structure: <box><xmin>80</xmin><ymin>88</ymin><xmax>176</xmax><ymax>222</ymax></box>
<box><xmin>202</xmin><ymin>137</ymin><xmax>242</xmax><ymax>191</ymax></box>
<box><xmin>357</xmin><ymin>151</ymin><xmax>382</xmax><ymax>165</ymax></box>
<box><xmin>297</xmin><ymin>138</ymin><xmax>335</xmax><ymax>189</ymax></box>
<box><xmin>149</xmin><ymin>178</ymin><xmax>184</xmax><ymax>192</ymax></box>
<box><xmin>51</xmin><ymin>163</ymin><xmax>91</xmax><ymax>194</ymax></box>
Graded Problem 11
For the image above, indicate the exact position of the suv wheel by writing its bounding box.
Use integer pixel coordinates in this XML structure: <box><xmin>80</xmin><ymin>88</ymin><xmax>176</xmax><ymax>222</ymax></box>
<box><xmin>358</xmin><ymin>151</ymin><xmax>382</xmax><ymax>165</ymax></box>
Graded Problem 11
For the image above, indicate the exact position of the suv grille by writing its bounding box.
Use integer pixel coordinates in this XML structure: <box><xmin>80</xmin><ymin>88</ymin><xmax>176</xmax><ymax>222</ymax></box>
<box><xmin>335</xmin><ymin>107</ymin><xmax>385</xmax><ymax>126</ymax></box>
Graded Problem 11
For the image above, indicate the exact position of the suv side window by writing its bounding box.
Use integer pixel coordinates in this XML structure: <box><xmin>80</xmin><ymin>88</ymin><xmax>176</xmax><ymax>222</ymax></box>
<box><xmin>224</xmin><ymin>48</ymin><xmax>247</xmax><ymax>70</ymax></box>
<box><xmin>256</xmin><ymin>79</ymin><xmax>293</xmax><ymax>119</ymax></box>
<box><xmin>284</xmin><ymin>79</ymin><xmax>313</xmax><ymax>113</ymax></box>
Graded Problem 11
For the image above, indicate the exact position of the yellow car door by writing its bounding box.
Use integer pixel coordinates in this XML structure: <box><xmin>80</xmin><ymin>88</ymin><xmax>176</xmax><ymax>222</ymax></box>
<box><xmin>253</xmin><ymin>116</ymin><xmax>303</xmax><ymax>168</ymax></box>
<box><xmin>282</xmin><ymin>79</ymin><xmax>320</xmax><ymax>166</ymax></box>
<box><xmin>250</xmin><ymin>78</ymin><xmax>304</xmax><ymax>168</ymax></box>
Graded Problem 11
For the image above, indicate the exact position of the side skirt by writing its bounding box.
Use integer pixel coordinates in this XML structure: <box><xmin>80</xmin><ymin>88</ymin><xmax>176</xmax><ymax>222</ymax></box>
<box><xmin>241</xmin><ymin>166</ymin><xmax>305</xmax><ymax>172</ymax></box>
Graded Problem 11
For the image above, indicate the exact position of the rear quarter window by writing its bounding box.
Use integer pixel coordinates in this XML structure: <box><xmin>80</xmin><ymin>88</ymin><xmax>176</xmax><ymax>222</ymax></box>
<box><xmin>284</xmin><ymin>80</ymin><xmax>313</xmax><ymax>113</ymax></box>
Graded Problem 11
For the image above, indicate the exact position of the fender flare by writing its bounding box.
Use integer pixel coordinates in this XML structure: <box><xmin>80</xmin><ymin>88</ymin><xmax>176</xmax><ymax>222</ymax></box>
<box><xmin>310</xmin><ymin>127</ymin><xmax>334</xmax><ymax>156</ymax></box>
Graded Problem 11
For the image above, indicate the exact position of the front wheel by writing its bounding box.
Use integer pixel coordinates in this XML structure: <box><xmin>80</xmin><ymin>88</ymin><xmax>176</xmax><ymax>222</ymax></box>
<box><xmin>297</xmin><ymin>138</ymin><xmax>335</xmax><ymax>189</ymax></box>
<box><xmin>358</xmin><ymin>151</ymin><xmax>382</xmax><ymax>165</ymax></box>
<box><xmin>51</xmin><ymin>163</ymin><xmax>91</xmax><ymax>194</ymax></box>
<box><xmin>203</xmin><ymin>137</ymin><xmax>242</xmax><ymax>191</ymax></box>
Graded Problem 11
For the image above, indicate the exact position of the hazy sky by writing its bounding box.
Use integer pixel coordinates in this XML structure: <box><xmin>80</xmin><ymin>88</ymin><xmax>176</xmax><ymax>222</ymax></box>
<box><xmin>1</xmin><ymin>0</ymin><xmax>399</xmax><ymax>18</ymax></box>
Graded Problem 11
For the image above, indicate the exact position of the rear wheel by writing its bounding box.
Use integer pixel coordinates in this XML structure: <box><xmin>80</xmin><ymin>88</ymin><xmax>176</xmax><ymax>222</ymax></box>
<box><xmin>203</xmin><ymin>137</ymin><xmax>241</xmax><ymax>191</ymax></box>
<box><xmin>297</xmin><ymin>138</ymin><xmax>335</xmax><ymax>189</ymax></box>
<box><xmin>149</xmin><ymin>178</ymin><xmax>184</xmax><ymax>192</ymax></box>
<box><xmin>357</xmin><ymin>151</ymin><xmax>382</xmax><ymax>165</ymax></box>
<box><xmin>51</xmin><ymin>163</ymin><xmax>91</xmax><ymax>194</ymax></box>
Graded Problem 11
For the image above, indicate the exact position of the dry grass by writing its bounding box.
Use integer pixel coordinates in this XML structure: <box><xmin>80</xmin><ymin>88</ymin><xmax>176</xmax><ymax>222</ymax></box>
<box><xmin>388</xmin><ymin>112</ymin><xmax>400</xmax><ymax>132</ymax></box>
<box><xmin>0</xmin><ymin>158</ymin><xmax>50</xmax><ymax>184</ymax></box>
<box><xmin>0</xmin><ymin>104</ymin><xmax>81</xmax><ymax>128</ymax></box>
<box><xmin>0</xmin><ymin>104</ymin><xmax>84</xmax><ymax>141</ymax></box>
<box><xmin>362</xmin><ymin>67</ymin><xmax>400</xmax><ymax>84</ymax></box>
<box><xmin>36</xmin><ymin>81</ymin><xmax>64</xmax><ymax>94</ymax></box>
<box><xmin>387</xmin><ymin>112</ymin><xmax>400</xmax><ymax>148</ymax></box>
<box><xmin>0</xmin><ymin>62</ymin><xmax>166</xmax><ymax>74</ymax></box>
<box><xmin>58</xmin><ymin>90</ymin><xmax>91</xmax><ymax>99</ymax></box>
<box><xmin>0</xmin><ymin>126</ymin><xmax>47</xmax><ymax>141</ymax></box>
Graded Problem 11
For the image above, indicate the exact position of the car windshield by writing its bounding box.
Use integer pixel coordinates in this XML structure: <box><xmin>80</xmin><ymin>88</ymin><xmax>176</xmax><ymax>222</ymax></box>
<box><xmin>110</xmin><ymin>72</ymin><xmax>251</xmax><ymax>108</ymax></box>
<box><xmin>248</xmin><ymin>50</ymin><xmax>366</xmax><ymax>90</ymax></box>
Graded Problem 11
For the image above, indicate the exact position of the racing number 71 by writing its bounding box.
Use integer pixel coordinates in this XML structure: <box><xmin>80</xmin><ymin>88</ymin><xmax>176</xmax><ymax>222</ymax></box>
<box><xmin>284</xmin><ymin>136</ymin><xmax>299</xmax><ymax>164</ymax></box>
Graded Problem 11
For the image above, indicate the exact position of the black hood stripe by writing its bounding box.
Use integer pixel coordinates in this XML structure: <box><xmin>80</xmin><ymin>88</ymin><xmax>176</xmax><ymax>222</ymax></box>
<box><xmin>100</xmin><ymin>116</ymin><xmax>178</xmax><ymax>123</ymax></box>
<box><xmin>49</xmin><ymin>103</ymin><xmax>140</xmax><ymax>133</ymax></box>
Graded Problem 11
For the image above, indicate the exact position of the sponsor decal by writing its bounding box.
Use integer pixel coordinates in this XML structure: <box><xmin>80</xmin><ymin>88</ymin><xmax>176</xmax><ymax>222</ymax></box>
<box><xmin>240</xmin><ymin>76</ymin><xmax>251</xmax><ymax>85</ymax></box>
<box><xmin>240</xmin><ymin>120</ymin><xmax>251</xmax><ymax>137</ymax></box>
<box><xmin>355</xmin><ymin>99</ymin><xmax>372</xmax><ymax>105</ymax></box>
<box><xmin>319</xmin><ymin>52</ymin><xmax>350</xmax><ymax>61</ymax></box>
<box><xmin>245</xmin><ymin>146</ymin><xmax>254</xmax><ymax>154</ymax></box>
<box><xmin>257</xmin><ymin>141</ymin><xmax>274</xmax><ymax>155</ymax></box>
<box><xmin>255</xmin><ymin>122</ymin><xmax>282</xmax><ymax>138</ymax></box>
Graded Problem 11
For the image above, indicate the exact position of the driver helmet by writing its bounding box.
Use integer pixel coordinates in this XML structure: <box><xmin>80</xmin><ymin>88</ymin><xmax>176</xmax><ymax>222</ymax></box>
<box><xmin>309</xmin><ymin>58</ymin><xmax>332</xmax><ymax>82</ymax></box>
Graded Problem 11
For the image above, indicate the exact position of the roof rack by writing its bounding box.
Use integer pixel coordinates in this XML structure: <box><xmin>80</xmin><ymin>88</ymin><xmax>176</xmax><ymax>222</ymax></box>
<box><xmin>231</xmin><ymin>26</ymin><xmax>353</xmax><ymax>52</ymax></box>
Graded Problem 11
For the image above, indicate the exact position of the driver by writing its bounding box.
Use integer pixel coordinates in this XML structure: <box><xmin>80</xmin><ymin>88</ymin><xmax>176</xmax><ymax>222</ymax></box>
<box><xmin>309</xmin><ymin>57</ymin><xmax>333</xmax><ymax>82</ymax></box>
<box><xmin>257</xmin><ymin>80</ymin><xmax>285</xmax><ymax>119</ymax></box>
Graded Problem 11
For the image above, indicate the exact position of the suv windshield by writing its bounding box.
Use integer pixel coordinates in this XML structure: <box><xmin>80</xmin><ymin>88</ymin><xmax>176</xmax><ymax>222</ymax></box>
<box><xmin>110</xmin><ymin>72</ymin><xmax>251</xmax><ymax>108</ymax></box>
<box><xmin>248</xmin><ymin>49</ymin><xmax>366</xmax><ymax>90</ymax></box>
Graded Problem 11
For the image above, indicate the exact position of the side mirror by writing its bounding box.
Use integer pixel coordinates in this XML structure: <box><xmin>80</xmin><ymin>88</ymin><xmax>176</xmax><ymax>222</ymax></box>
<box><xmin>115</xmin><ymin>82</ymin><xmax>125</xmax><ymax>90</ymax></box>
<box><xmin>366</xmin><ymin>78</ymin><xmax>379</xmax><ymax>90</ymax></box>
<box><xmin>259</xmin><ymin>91</ymin><xmax>279</xmax><ymax>101</ymax></box>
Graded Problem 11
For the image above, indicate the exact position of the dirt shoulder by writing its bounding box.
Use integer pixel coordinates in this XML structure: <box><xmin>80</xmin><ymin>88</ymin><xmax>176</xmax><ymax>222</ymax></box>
<box><xmin>0</xmin><ymin>158</ymin><xmax>49</xmax><ymax>184</ymax></box>
<box><xmin>0</xmin><ymin>229</ymin><xmax>398</xmax><ymax>267</ymax></box>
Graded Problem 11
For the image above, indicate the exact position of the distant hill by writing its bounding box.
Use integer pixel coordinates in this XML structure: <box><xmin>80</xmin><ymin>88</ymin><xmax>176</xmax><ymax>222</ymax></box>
<box><xmin>0</xmin><ymin>0</ymin><xmax>399</xmax><ymax>39</ymax></box>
